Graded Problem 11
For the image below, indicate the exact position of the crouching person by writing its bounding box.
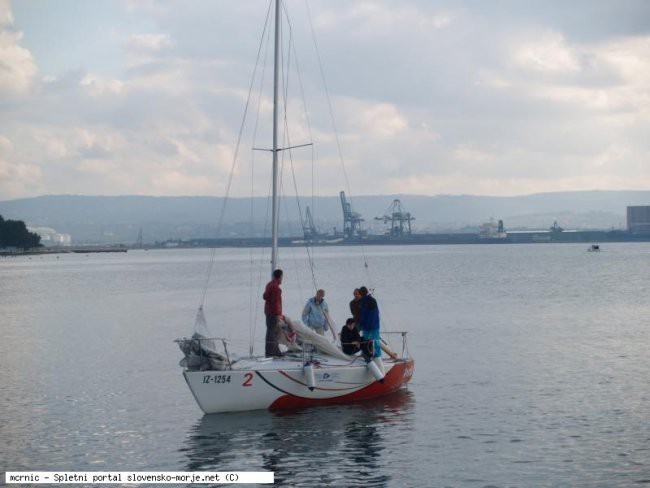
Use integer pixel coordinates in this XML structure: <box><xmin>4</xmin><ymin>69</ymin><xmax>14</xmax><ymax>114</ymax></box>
<box><xmin>340</xmin><ymin>318</ymin><xmax>361</xmax><ymax>355</ymax></box>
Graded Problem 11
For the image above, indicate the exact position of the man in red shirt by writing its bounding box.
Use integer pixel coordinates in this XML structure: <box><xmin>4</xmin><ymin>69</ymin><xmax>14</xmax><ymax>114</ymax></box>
<box><xmin>263</xmin><ymin>269</ymin><xmax>284</xmax><ymax>357</ymax></box>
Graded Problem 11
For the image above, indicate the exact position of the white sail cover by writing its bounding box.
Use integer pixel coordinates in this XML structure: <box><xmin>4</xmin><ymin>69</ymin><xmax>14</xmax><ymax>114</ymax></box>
<box><xmin>283</xmin><ymin>316</ymin><xmax>352</xmax><ymax>361</ymax></box>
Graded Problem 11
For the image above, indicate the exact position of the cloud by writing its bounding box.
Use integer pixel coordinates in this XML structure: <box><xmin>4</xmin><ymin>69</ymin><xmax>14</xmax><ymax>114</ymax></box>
<box><xmin>0</xmin><ymin>153</ymin><xmax>43</xmax><ymax>200</ymax></box>
<box><xmin>32</xmin><ymin>131</ymin><xmax>70</xmax><ymax>159</ymax></box>
<box><xmin>453</xmin><ymin>145</ymin><xmax>493</xmax><ymax>163</ymax></box>
<box><xmin>515</xmin><ymin>32</ymin><xmax>581</xmax><ymax>73</ymax></box>
<box><xmin>0</xmin><ymin>135</ymin><xmax>12</xmax><ymax>151</ymax></box>
<box><xmin>80</xmin><ymin>73</ymin><xmax>124</xmax><ymax>96</ymax></box>
<box><xmin>318</xmin><ymin>2</ymin><xmax>451</xmax><ymax>33</ymax></box>
<box><xmin>121</xmin><ymin>0</ymin><xmax>168</xmax><ymax>17</ymax></box>
<box><xmin>354</xmin><ymin>102</ymin><xmax>408</xmax><ymax>137</ymax></box>
<box><xmin>0</xmin><ymin>0</ymin><xmax>13</xmax><ymax>26</ymax></box>
<box><xmin>124</xmin><ymin>33</ymin><xmax>174</xmax><ymax>66</ymax></box>
<box><xmin>127</xmin><ymin>33</ymin><xmax>172</xmax><ymax>51</ymax></box>
<box><xmin>497</xmin><ymin>33</ymin><xmax>650</xmax><ymax>119</ymax></box>
<box><xmin>0</xmin><ymin>1</ymin><xmax>37</xmax><ymax>96</ymax></box>
<box><xmin>151</xmin><ymin>170</ymin><xmax>217</xmax><ymax>195</ymax></box>
<box><xmin>1</xmin><ymin>0</ymin><xmax>650</xmax><ymax>200</ymax></box>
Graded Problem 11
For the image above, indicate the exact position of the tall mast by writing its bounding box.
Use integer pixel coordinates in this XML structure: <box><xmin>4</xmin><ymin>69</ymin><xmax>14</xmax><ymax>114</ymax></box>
<box><xmin>271</xmin><ymin>0</ymin><xmax>281</xmax><ymax>273</ymax></box>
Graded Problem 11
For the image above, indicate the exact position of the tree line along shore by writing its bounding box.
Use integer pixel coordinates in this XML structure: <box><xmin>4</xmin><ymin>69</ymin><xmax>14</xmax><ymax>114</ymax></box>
<box><xmin>0</xmin><ymin>215</ymin><xmax>41</xmax><ymax>251</ymax></box>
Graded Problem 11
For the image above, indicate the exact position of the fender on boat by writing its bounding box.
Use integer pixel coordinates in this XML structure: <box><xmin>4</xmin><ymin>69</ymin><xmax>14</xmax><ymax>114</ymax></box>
<box><xmin>372</xmin><ymin>356</ymin><xmax>385</xmax><ymax>375</ymax></box>
<box><xmin>303</xmin><ymin>363</ymin><xmax>316</xmax><ymax>391</ymax></box>
<box><xmin>366</xmin><ymin>359</ymin><xmax>385</xmax><ymax>383</ymax></box>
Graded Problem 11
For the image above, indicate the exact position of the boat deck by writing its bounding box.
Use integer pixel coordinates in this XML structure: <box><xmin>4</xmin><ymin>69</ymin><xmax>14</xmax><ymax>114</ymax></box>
<box><xmin>231</xmin><ymin>353</ymin><xmax>398</xmax><ymax>371</ymax></box>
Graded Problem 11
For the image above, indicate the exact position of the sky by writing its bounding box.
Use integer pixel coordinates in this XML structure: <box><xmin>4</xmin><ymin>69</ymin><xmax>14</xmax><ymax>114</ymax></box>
<box><xmin>1</xmin><ymin>0</ymin><xmax>649</xmax><ymax>200</ymax></box>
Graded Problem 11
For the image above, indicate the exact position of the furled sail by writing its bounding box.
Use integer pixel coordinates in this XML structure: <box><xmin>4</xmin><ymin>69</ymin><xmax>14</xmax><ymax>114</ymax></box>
<box><xmin>283</xmin><ymin>316</ymin><xmax>352</xmax><ymax>361</ymax></box>
<box><xmin>177</xmin><ymin>307</ymin><xmax>230</xmax><ymax>371</ymax></box>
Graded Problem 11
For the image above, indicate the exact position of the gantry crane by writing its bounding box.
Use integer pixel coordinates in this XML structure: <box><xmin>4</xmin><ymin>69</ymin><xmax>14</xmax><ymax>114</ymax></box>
<box><xmin>339</xmin><ymin>191</ymin><xmax>364</xmax><ymax>239</ymax></box>
<box><xmin>303</xmin><ymin>206</ymin><xmax>320</xmax><ymax>241</ymax></box>
<box><xmin>375</xmin><ymin>199</ymin><xmax>415</xmax><ymax>237</ymax></box>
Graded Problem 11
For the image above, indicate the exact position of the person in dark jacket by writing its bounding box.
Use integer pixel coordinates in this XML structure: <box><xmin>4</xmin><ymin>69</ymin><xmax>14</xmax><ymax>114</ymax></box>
<box><xmin>340</xmin><ymin>318</ymin><xmax>361</xmax><ymax>355</ymax></box>
<box><xmin>349</xmin><ymin>288</ymin><xmax>361</xmax><ymax>324</ymax></box>
<box><xmin>358</xmin><ymin>286</ymin><xmax>381</xmax><ymax>358</ymax></box>
<box><xmin>263</xmin><ymin>269</ymin><xmax>284</xmax><ymax>357</ymax></box>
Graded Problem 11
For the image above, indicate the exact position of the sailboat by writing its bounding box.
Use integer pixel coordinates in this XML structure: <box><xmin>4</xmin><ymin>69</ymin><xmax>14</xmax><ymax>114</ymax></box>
<box><xmin>176</xmin><ymin>0</ymin><xmax>414</xmax><ymax>414</ymax></box>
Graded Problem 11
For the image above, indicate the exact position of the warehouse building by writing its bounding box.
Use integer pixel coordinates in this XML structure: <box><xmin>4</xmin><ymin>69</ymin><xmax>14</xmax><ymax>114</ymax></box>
<box><xmin>627</xmin><ymin>206</ymin><xmax>650</xmax><ymax>234</ymax></box>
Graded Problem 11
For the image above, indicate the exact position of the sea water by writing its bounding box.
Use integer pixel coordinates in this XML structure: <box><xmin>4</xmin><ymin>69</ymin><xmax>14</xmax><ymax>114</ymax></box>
<box><xmin>1</xmin><ymin>244</ymin><xmax>649</xmax><ymax>487</ymax></box>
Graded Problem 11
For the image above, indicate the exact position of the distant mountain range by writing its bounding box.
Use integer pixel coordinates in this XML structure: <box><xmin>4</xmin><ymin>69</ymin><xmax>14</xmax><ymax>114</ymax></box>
<box><xmin>0</xmin><ymin>191</ymin><xmax>648</xmax><ymax>244</ymax></box>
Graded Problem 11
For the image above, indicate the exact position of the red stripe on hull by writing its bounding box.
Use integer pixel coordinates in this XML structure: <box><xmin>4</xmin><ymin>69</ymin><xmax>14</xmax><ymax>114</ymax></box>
<box><xmin>269</xmin><ymin>359</ymin><xmax>414</xmax><ymax>410</ymax></box>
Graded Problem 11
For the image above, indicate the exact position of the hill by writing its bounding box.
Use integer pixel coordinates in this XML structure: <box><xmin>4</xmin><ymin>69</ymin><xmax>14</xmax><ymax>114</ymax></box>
<box><xmin>0</xmin><ymin>191</ymin><xmax>647</xmax><ymax>244</ymax></box>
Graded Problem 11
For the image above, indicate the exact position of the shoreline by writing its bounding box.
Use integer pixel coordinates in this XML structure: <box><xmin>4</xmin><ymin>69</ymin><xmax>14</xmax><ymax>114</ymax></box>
<box><xmin>3</xmin><ymin>230</ymin><xmax>650</xmax><ymax>256</ymax></box>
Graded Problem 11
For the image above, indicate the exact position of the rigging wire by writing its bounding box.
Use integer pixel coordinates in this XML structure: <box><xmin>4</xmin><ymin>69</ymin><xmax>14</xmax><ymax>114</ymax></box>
<box><xmin>304</xmin><ymin>1</ymin><xmax>397</xmax><ymax>341</ymax></box>
<box><xmin>277</xmin><ymin>15</ymin><xmax>305</xmax><ymax>297</ymax></box>
<box><xmin>250</xmin><ymin>2</ymin><xmax>285</xmax><ymax>355</ymax></box>
<box><xmin>198</xmin><ymin>0</ymin><xmax>274</xmax><ymax>313</ymax></box>
<box><xmin>303</xmin><ymin>1</ymin><xmax>372</xmax><ymax>276</ymax></box>
<box><xmin>196</xmin><ymin>1</ymin><xmax>397</xmax><ymax>352</ymax></box>
<box><xmin>281</xmin><ymin>1</ymin><xmax>320</xmax><ymax>294</ymax></box>
<box><xmin>279</xmin><ymin>11</ymin><xmax>311</xmax><ymax>303</ymax></box>
<box><xmin>283</xmin><ymin>1</ymin><xmax>317</xmax><ymax>258</ymax></box>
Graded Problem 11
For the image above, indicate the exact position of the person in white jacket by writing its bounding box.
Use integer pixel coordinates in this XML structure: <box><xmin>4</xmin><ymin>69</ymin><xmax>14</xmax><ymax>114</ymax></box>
<box><xmin>301</xmin><ymin>289</ymin><xmax>337</xmax><ymax>341</ymax></box>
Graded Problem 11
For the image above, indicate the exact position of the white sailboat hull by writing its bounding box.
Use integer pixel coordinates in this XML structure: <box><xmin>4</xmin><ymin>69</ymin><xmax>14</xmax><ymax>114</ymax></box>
<box><xmin>183</xmin><ymin>357</ymin><xmax>414</xmax><ymax>414</ymax></box>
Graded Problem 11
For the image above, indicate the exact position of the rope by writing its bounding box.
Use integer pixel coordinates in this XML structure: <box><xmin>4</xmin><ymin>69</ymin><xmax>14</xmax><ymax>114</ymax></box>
<box><xmin>282</xmin><ymin>2</ymin><xmax>320</xmax><ymax>294</ymax></box>
<box><xmin>304</xmin><ymin>0</ymin><xmax>373</xmax><ymax>278</ymax></box>
<box><xmin>280</xmin><ymin>33</ymin><xmax>312</xmax><ymax>302</ymax></box>
<box><xmin>303</xmin><ymin>1</ymin><xmax>393</xmax><ymax>343</ymax></box>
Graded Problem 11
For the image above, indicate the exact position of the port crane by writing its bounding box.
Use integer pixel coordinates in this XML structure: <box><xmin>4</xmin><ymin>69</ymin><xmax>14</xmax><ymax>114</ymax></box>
<box><xmin>339</xmin><ymin>191</ymin><xmax>364</xmax><ymax>239</ymax></box>
<box><xmin>375</xmin><ymin>199</ymin><xmax>415</xmax><ymax>237</ymax></box>
<box><xmin>302</xmin><ymin>206</ymin><xmax>322</xmax><ymax>241</ymax></box>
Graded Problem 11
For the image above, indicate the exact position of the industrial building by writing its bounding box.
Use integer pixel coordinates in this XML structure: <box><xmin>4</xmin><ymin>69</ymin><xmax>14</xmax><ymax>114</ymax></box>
<box><xmin>627</xmin><ymin>206</ymin><xmax>650</xmax><ymax>234</ymax></box>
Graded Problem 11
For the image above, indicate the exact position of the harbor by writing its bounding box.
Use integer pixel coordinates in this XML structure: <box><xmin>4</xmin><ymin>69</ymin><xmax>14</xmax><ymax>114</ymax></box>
<box><xmin>162</xmin><ymin>202</ymin><xmax>650</xmax><ymax>249</ymax></box>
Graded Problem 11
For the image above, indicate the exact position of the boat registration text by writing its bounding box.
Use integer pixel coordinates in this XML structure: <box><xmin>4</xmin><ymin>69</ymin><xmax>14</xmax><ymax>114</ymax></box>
<box><xmin>202</xmin><ymin>375</ymin><xmax>232</xmax><ymax>384</ymax></box>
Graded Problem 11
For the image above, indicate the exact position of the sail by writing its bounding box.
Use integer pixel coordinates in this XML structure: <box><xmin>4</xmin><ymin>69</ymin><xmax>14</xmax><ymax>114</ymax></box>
<box><xmin>283</xmin><ymin>316</ymin><xmax>352</xmax><ymax>361</ymax></box>
<box><xmin>177</xmin><ymin>307</ymin><xmax>230</xmax><ymax>371</ymax></box>
<box><xmin>193</xmin><ymin>306</ymin><xmax>220</xmax><ymax>355</ymax></box>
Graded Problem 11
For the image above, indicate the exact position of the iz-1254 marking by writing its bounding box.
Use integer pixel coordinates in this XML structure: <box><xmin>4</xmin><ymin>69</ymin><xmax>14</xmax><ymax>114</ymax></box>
<box><xmin>202</xmin><ymin>374</ymin><xmax>232</xmax><ymax>384</ymax></box>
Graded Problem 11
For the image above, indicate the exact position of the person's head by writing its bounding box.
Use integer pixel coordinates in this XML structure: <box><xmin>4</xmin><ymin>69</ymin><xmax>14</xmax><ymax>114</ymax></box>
<box><xmin>359</xmin><ymin>286</ymin><xmax>368</xmax><ymax>297</ymax></box>
<box><xmin>272</xmin><ymin>269</ymin><xmax>283</xmax><ymax>282</ymax></box>
<box><xmin>315</xmin><ymin>289</ymin><xmax>325</xmax><ymax>301</ymax></box>
<box><xmin>353</xmin><ymin>288</ymin><xmax>361</xmax><ymax>300</ymax></box>
<box><xmin>345</xmin><ymin>318</ymin><xmax>355</xmax><ymax>329</ymax></box>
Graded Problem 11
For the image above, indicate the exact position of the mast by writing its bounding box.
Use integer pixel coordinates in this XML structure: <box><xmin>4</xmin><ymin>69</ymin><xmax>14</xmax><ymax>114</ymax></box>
<box><xmin>271</xmin><ymin>0</ymin><xmax>281</xmax><ymax>273</ymax></box>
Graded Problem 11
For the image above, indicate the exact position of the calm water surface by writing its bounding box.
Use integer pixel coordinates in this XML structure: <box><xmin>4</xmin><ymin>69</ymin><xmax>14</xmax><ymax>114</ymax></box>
<box><xmin>1</xmin><ymin>244</ymin><xmax>649</xmax><ymax>487</ymax></box>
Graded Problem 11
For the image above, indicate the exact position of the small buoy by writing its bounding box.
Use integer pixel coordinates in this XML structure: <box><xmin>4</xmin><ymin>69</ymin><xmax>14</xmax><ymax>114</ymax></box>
<box><xmin>372</xmin><ymin>356</ymin><xmax>385</xmax><ymax>375</ymax></box>
<box><xmin>303</xmin><ymin>363</ymin><xmax>316</xmax><ymax>391</ymax></box>
<box><xmin>366</xmin><ymin>359</ymin><xmax>385</xmax><ymax>383</ymax></box>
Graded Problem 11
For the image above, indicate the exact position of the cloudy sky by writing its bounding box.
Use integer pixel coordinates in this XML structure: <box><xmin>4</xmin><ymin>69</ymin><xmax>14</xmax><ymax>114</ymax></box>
<box><xmin>1</xmin><ymin>0</ymin><xmax>649</xmax><ymax>200</ymax></box>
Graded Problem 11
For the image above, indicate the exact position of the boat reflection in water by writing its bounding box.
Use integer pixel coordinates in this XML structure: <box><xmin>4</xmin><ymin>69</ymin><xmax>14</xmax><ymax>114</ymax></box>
<box><xmin>181</xmin><ymin>389</ymin><xmax>414</xmax><ymax>487</ymax></box>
